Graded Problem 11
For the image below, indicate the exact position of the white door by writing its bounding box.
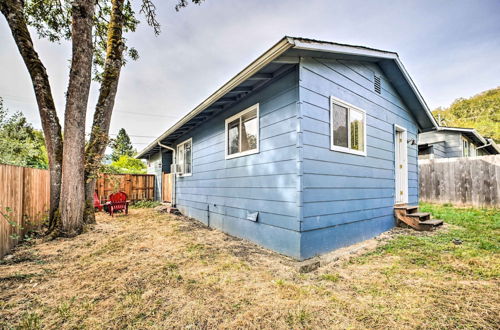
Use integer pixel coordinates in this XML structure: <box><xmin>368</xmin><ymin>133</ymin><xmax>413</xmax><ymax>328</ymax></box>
<box><xmin>394</xmin><ymin>125</ymin><xmax>408</xmax><ymax>204</ymax></box>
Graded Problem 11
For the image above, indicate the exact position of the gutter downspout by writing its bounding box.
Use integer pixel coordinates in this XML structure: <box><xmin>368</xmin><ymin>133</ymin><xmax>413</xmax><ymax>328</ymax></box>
<box><xmin>158</xmin><ymin>142</ymin><xmax>176</xmax><ymax>206</ymax></box>
<box><xmin>476</xmin><ymin>142</ymin><xmax>492</xmax><ymax>150</ymax></box>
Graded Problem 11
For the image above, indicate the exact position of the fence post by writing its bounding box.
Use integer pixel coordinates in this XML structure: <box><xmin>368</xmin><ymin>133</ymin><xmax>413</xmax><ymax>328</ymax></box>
<box><xmin>125</xmin><ymin>174</ymin><xmax>132</xmax><ymax>199</ymax></box>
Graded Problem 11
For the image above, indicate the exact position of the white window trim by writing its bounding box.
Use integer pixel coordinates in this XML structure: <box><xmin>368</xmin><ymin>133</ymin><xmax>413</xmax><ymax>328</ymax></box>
<box><xmin>225</xmin><ymin>103</ymin><xmax>260</xmax><ymax>160</ymax></box>
<box><xmin>176</xmin><ymin>137</ymin><xmax>192</xmax><ymax>177</ymax></box>
<box><xmin>330</xmin><ymin>96</ymin><xmax>367</xmax><ymax>156</ymax></box>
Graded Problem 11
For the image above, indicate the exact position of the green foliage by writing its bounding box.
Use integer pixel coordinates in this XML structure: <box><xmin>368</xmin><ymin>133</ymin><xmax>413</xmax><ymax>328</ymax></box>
<box><xmin>0</xmin><ymin>98</ymin><xmax>48</xmax><ymax>169</ymax></box>
<box><xmin>433</xmin><ymin>87</ymin><xmax>500</xmax><ymax>142</ymax></box>
<box><xmin>110</xmin><ymin>128</ymin><xmax>135</xmax><ymax>162</ymax></box>
<box><xmin>108</xmin><ymin>155</ymin><xmax>146</xmax><ymax>174</ymax></box>
<box><xmin>24</xmin><ymin>0</ymin><xmax>140</xmax><ymax>80</ymax></box>
<box><xmin>320</xmin><ymin>273</ymin><xmax>341</xmax><ymax>282</ymax></box>
<box><xmin>130</xmin><ymin>200</ymin><xmax>161</xmax><ymax>208</ymax></box>
<box><xmin>0</xmin><ymin>207</ymin><xmax>38</xmax><ymax>242</ymax></box>
<box><xmin>357</xmin><ymin>203</ymin><xmax>499</xmax><ymax>279</ymax></box>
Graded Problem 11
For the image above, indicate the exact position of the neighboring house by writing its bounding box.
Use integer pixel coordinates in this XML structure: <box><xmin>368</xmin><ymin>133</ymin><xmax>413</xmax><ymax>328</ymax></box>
<box><xmin>137</xmin><ymin>36</ymin><xmax>439</xmax><ymax>260</ymax></box>
<box><xmin>418</xmin><ymin>127</ymin><xmax>500</xmax><ymax>159</ymax></box>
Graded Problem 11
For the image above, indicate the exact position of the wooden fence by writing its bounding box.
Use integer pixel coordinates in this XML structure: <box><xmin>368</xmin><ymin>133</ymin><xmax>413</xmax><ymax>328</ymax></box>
<box><xmin>0</xmin><ymin>164</ymin><xmax>155</xmax><ymax>258</ymax></box>
<box><xmin>0</xmin><ymin>164</ymin><xmax>50</xmax><ymax>258</ymax></box>
<box><xmin>419</xmin><ymin>155</ymin><xmax>500</xmax><ymax>208</ymax></box>
<box><xmin>96</xmin><ymin>174</ymin><xmax>155</xmax><ymax>202</ymax></box>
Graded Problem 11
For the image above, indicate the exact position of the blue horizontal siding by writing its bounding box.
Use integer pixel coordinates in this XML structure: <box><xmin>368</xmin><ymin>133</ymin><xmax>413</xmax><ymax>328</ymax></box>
<box><xmin>172</xmin><ymin>68</ymin><xmax>302</xmax><ymax>256</ymax></box>
<box><xmin>302</xmin><ymin>205</ymin><xmax>394</xmax><ymax>231</ymax></box>
<box><xmin>301</xmin><ymin>214</ymin><xmax>395</xmax><ymax>259</ymax></box>
<box><xmin>177</xmin><ymin>203</ymin><xmax>301</xmax><ymax>258</ymax></box>
<box><xmin>146</xmin><ymin>55</ymin><xmax>424</xmax><ymax>260</ymax></box>
<box><xmin>299</xmin><ymin>57</ymin><xmax>420</xmax><ymax>241</ymax></box>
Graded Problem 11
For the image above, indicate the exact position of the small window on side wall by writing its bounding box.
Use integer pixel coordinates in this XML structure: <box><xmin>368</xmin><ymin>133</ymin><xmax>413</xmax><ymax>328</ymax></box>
<box><xmin>225</xmin><ymin>104</ymin><xmax>259</xmax><ymax>159</ymax></box>
<box><xmin>462</xmin><ymin>136</ymin><xmax>476</xmax><ymax>157</ymax></box>
<box><xmin>330</xmin><ymin>96</ymin><xmax>366</xmax><ymax>156</ymax></box>
<box><xmin>177</xmin><ymin>138</ymin><xmax>192</xmax><ymax>176</ymax></box>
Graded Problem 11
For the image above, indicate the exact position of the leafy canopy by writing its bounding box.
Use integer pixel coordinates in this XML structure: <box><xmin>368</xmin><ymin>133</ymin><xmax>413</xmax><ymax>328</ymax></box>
<box><xmin>0</xmin><ymin>98</ymin><xmax>48</xmax><ymax>169</ymax></box>
<box><xmin>110</xmin><ymin>128</ymin><xmax>135</xmax><ymax>161</ymax></box>
<box><xmin>106</xmin><ymin>155</ymin><xmax>146</xmax><ymax>174</ymax></box>
<box><xmin>433</xmin><ymin>87</ymin><xmax>500</xmax><ymax>143</ymax></box>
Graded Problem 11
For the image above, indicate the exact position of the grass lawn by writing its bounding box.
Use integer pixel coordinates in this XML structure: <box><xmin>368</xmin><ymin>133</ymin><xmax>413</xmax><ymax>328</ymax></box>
<box><xmin>0</xmin><ymin>203</ymin><xmax>498</xmax><ymax>329</ymax></box>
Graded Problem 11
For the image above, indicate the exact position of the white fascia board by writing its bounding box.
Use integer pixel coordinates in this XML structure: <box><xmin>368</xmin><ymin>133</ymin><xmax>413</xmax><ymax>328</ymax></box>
<box><xmin>291</xmin><ymin>39</ymin><xmax>398</xmax><ymax>60</ymax></box>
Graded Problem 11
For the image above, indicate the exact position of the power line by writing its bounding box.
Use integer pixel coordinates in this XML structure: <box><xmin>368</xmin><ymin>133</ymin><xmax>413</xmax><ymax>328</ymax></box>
<box><xmin>108</xmin><ymin>133</ymin><xmax>157</xmax><ymax>138</ymax></box>
<box><xmin>115</xmin><ymin>110</ymin><xmax>178</xmax><ymax>118</ymax></box>
<box><xmin>1</xmin><ymin>94</ymin><xmax>180</xmax><ymax>119</ymax></box>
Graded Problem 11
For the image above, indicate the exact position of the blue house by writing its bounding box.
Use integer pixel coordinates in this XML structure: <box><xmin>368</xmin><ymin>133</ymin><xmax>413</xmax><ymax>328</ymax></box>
<box><xmin>137</xmin><ymin>37</ymin><xmax>439</xmax><ymax>260</ymax></box>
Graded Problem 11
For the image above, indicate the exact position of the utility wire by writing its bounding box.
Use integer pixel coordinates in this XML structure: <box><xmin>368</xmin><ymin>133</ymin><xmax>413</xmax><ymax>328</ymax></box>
<box><xmin>1</xmin><ymin>94</ymin><xmax>179</xmax><ymax>119</ymax></box>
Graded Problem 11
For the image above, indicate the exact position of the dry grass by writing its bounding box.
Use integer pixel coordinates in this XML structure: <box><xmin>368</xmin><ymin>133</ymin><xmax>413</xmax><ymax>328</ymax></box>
<box><xmin>0</xmin><ymin>206</ymin><xmax>499</xmax><ymax>329</ymax></box>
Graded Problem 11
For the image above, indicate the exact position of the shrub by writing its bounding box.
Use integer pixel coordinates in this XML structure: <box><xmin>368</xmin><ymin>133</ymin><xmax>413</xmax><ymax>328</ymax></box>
<box><xmin>130</xmin><ymin>200</ymin><xmax>161</xmax><ymax>209</ymax></box>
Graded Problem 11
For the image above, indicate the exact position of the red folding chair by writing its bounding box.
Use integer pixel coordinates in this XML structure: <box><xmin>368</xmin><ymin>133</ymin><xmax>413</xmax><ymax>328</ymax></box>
<box><xmin>94</xmin><ymin>191</ymin><xmax>104</xmax><ymax>212</ymax></box>
<box><xmin>107</xmin><ymin>191</ymin><xmax>129</xmax><ymax>217</ymax></box>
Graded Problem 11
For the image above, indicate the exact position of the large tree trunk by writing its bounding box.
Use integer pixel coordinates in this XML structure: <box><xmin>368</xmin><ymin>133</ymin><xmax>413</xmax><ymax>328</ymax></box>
<box><xmin>59</xmin><ymin>0</ymin><xmax>95</xmax><ymax>236</ymax></box>
<box><xmin>84</xmin><ymin>0</ymin><xmax>126</xmax><ymax>224</ymax></box>
<box><xmin>0</xmin><ymin>0</ymin><xmax>63</xmax><ymax>229</ymax></box>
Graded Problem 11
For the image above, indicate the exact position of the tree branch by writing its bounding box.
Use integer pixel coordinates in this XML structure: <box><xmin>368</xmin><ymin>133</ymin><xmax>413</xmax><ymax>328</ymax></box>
<box><xmin>0</xmin><ymin>0</ymin><xmax>63</xmax><ymax>226</ymax></box>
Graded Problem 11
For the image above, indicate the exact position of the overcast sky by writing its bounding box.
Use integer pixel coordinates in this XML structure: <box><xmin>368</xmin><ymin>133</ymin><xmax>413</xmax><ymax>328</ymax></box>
<box><xmin>1</xmin><ymin>0</ymin><xmax>499</xmax><ymax>151</ymax></box>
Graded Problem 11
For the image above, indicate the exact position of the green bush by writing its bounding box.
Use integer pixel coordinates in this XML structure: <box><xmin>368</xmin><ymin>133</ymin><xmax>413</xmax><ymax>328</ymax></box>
<box><xmin>130</xmin><ymin>200</ymin><xmax>162</xmax><ymax>209</ymax></box>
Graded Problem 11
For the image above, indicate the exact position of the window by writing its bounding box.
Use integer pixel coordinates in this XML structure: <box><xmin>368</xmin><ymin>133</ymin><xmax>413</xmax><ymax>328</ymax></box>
<box><xmin>462</xmin><ymin>136</ymin><xmax>476</xmax><ymax>157</ymax></box>
<box><xmin>225</xmin><ymin>104</ymin><xmax>259</xmax><ymax>159</ymax></box>
<box><xmin>330</xmin><ymin>97</ymin><xmax>366</xmax><ymax>156</ymax></box>
<box><xmin>177</xmin><ymin>138</ymin><xmax>192</xmax><ymax>176</ymax></box>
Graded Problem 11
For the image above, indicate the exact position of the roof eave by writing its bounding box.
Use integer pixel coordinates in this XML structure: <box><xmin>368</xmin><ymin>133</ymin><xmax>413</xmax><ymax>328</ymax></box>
<box><xmin>138</xmin><ymin>36</ymin><xmax>440</xmax><ymax>158</ymax></box>
<box><xmin>437</xmin><ymin>127</ymin><xmax>488</xmax><ymax>145</ymax></box>
<box><xmin>137</xmin><ymin>37</ymin><xmax>294</xmax><ymax>158</ymax></box>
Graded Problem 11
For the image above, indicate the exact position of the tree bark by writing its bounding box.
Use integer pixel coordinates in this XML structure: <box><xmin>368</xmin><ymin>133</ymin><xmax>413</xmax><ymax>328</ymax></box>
<box><xmin>0</xmin><ymin>0</ymin><xmax>63</xmax><ymax>229</ymax></box>
<box><xmin>59</xmin><ymin>0</ymin><xmax>95</xmax><ymax>236</ymax></box>
<box><xmin>84</xmin><ymin>0</ymin><xmax>126</xmax><ymax>224</ymax></box>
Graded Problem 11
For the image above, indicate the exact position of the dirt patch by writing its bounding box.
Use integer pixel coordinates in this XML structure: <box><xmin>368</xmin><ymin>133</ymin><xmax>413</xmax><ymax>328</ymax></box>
<box><xmin>0</xmin><ymin>208</ymin><xmax>498</xmax><ymax>329</ymax></box>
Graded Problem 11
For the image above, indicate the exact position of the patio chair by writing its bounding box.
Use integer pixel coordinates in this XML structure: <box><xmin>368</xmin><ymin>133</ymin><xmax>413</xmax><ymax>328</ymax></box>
<box><xmin>107</xmin><ymin>191</ymin><xmax>129</xmax><ymax>216</ymax></box>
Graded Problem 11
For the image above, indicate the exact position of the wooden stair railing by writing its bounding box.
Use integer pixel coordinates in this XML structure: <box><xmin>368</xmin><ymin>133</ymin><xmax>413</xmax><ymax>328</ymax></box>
<box><xmin>394</xmin><ymin>205</ymin><xmax>443</xmax><ymax>231</ymax></box>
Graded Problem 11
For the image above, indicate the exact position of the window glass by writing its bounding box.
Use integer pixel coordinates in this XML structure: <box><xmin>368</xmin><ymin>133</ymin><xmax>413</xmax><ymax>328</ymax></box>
<box><xmin>330</xmin><ymin>98</ymin><xmax>366</xmax><ymax>155</ymax></box>
<box><xmin>241</xmin><ymin>109</ymin><xmax>257</xmax><ymax>152</ymax></box>
<box><xmin>177</xmin><ymin>139</ymin><xmax>192</xmax><ymax>175</ymax></box>
<box><xmin>226</xmin><ymin>105</ymin><xmax>259</xmax><ymax>158</ymax></box>
<box><xmin>350</xmin><ymin>109</ymin><xmax>364</xmax><ymax>151</ymax></box>
<box><xmin>463</xmin><ymin>138</ymin><xmax>470</xmax><ymax>157</ymax></box>
<box><xmin>177</xmin><ymin>143</ymin><xmax>185</xmax><ymax>170</ymax></box>
<box><xmin>332</xmin><ymin>103</ymin><xmax>348</xmax><ymax>148</ymax></box>
<box><xmin>228</xmin><ymin>119</ymin><xmax>240</xmax><ymax>155</ymax></box>
<box><xmin>184</xmin><ymin>141</ymin><xmax>192</xmax><ymax>174</ymax></box>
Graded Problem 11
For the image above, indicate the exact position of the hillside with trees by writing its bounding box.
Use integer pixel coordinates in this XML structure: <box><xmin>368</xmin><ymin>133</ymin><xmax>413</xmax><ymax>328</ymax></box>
<box><xmin>432</xmin><ymin>87</ymin><xmax>500</xmax><ymax>142</ymax></box>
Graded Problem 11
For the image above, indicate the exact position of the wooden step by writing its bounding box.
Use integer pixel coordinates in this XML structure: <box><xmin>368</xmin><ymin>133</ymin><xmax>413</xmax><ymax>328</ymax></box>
<box><xmin>394</xmin><ymin>207</ymin><xmax>442</xmax><ymax>231</ymax></box>
<box><xmin>407</xmin><ymin>212</ymin><xmax>431</xmax><ymax>220</ymax></box>
<box><xmin>405</xmin><ymin>206</ymin><xmax>419</xmax><ymax>213</ymax></box>
<box><xmin>394</xmin><ymin>205</ymin><xmax>418</xmax><ymax>212</ymax></box>
<box><xmin>420</xmin><ymin>219</ymin><xmax>443</xmax><ymax>226</ymax></box>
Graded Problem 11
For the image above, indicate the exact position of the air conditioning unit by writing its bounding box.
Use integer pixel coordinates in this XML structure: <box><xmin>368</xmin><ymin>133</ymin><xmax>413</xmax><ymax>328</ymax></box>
<box><xmin>171</xmin><ymin>163</ymin><xmax>183</xmax><ymax>174</ymax></box>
